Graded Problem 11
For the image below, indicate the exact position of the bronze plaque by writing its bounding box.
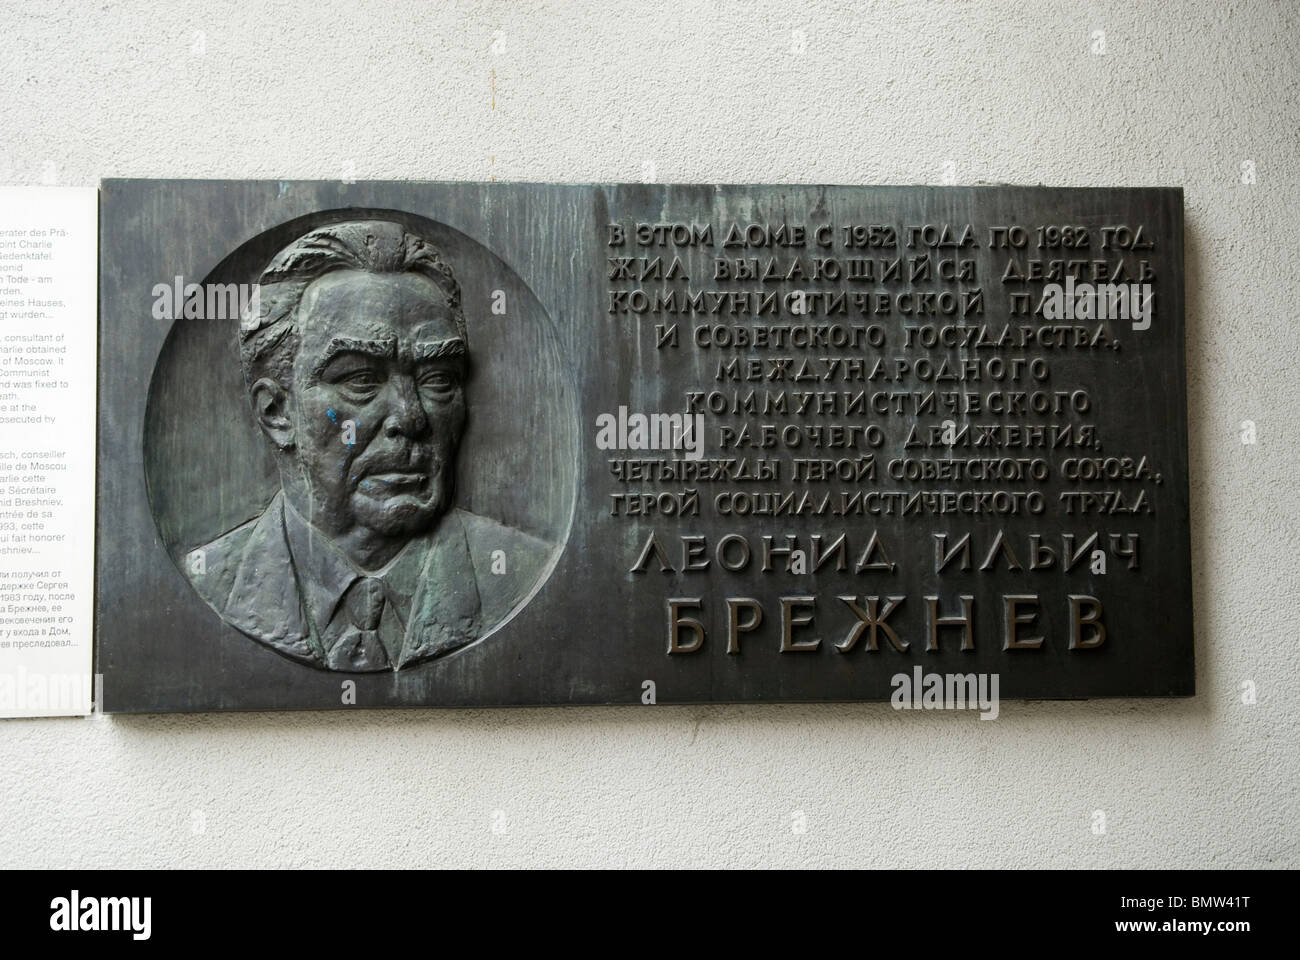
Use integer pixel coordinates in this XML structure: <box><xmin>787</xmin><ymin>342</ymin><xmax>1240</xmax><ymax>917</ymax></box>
<box><xmin>95</xmin><ymin>180</ymin><xmax>1191</xmax><ymax>711</ymax></box>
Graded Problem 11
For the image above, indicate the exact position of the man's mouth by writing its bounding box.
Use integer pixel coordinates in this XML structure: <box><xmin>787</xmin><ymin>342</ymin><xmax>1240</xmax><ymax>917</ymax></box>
<box><xmin>360</xmin><ymin>470</ymin><xmax>429</xmax><ymax>491</ymax></box>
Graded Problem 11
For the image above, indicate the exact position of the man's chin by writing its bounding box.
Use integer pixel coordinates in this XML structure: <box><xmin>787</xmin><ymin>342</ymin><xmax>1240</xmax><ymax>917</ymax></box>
<box><xmin>351</xmin><ymin>492</ymin><xmax>447</xmax><ymax>538</ymax></box>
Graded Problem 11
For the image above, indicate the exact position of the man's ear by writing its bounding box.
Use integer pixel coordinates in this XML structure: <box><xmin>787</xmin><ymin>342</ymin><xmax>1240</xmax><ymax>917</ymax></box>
<box><xmin>250</xmin><ymin>377</ymin><xmax>295</xmax><ymax>450</ymax></box>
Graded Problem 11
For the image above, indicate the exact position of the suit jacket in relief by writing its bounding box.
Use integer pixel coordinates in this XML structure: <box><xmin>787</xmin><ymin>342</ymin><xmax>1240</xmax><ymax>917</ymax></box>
<box><xmin>187</xmin><ymin>491</ymin><xmax>551</xmax><ymax>671</ymax></box>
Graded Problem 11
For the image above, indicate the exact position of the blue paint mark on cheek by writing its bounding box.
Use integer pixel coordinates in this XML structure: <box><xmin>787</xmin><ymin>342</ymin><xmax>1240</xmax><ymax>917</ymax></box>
<box><xmin>330</xmin><ymin>410</ymin><xmax>359</xmax><ymax>479</ymax></box>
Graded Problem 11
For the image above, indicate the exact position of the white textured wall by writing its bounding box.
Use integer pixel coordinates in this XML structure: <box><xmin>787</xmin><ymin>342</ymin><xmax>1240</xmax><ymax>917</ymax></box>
<box><xmin>2</xmin><ymin>0</ymin><xmax>1296</xmax><ymax>868</ymax></box>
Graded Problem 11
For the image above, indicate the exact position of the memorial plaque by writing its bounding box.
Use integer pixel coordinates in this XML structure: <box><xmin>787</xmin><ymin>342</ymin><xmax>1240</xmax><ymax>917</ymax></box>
<box><xmin>95</xmin><ymin>180</ymin><xmax>1191</xmax><ymax>712</ymax></box>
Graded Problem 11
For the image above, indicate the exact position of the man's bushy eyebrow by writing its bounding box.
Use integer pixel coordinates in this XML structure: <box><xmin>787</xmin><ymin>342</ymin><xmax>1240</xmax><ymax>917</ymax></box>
<box><xmin>412</xmin><ymin>338</ymin><xmax>466</xmax><ymax>362</ymax></box>
<box><xmin>310</xmin><ymin>337</ymin><xmax>397</xmax><ymax>377</ymax></box>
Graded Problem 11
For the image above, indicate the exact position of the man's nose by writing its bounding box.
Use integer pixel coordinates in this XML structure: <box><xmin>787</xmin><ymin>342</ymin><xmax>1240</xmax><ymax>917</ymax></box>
<box><xmin>381</xmin><ymin>374</ymin><xmax>429</xmax><ymax>438</ymax></box>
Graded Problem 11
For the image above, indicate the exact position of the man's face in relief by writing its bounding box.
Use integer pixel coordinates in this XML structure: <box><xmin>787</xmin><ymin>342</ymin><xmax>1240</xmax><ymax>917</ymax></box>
<box><xmin>285</xmin><ymin>269</ymin><xmax>468</xmax><ymax>541</ymax></box>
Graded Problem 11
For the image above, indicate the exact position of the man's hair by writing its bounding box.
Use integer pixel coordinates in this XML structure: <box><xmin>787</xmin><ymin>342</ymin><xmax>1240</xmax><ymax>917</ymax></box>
<box><xmin>239</xmin><ymin>219</ymin><xmax>467</xmax><ymax>389</ymax></box>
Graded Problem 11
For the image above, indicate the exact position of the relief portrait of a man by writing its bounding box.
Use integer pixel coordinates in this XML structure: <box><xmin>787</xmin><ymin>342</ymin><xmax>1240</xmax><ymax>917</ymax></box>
<box><xmin>188</xmin><ymin>220</ymin><xmax>550</xmax><ymax>672</ymax></box>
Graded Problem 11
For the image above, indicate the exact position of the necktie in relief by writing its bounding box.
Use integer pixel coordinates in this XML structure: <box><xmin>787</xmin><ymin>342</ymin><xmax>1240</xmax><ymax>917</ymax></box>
<box><xmin>326</xmin><ymin>577</ymin><xmax>392</xmax><ymax>671</ymax></box>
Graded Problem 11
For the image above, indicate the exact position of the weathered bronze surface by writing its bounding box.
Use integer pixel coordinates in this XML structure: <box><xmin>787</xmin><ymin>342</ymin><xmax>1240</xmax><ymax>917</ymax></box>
<box><xmin>96</xmin><ymin>180</ymin><xmax>1192</xmax><ymax>711</ymax></box>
